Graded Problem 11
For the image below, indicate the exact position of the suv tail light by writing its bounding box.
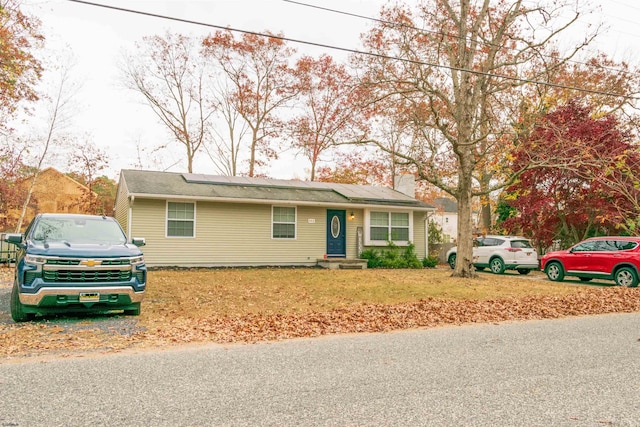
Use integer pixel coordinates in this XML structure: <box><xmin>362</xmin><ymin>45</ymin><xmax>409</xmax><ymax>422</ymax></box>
<box><xmin>506</xmin><ymin>248</ymin><xmax>522</xmax><ymax>252</ymax></box>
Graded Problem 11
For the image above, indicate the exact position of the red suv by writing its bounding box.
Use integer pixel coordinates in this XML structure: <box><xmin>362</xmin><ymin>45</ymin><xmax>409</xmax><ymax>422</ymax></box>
<box><xmin>540</xmin><ymin>236</ymin><xmax>640</xmax><ymax>287</ymax></box>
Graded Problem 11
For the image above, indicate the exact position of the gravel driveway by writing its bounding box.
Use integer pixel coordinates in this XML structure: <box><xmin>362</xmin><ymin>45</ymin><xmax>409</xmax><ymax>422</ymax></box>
<box><xmin>0</xmin><ymin>266</ymin><xmax>142</xmax><ymax>335</ymax></box>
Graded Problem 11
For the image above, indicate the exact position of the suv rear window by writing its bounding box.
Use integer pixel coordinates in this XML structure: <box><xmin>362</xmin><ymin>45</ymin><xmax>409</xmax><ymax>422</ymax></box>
<box><xmin>610</xmin><ymin>240</ymin><xmax>637</xmax><ymax>251</ymax></box>
<box><xmin>477</xmin><ymin>238</ymin><xmax>503</xmax><ymax>247</ymax></box>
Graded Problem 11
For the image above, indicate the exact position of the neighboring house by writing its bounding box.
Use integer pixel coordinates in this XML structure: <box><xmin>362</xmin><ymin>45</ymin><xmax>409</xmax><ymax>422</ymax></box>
<box><xmin>114</xmin><ymin>170</ymin><xmax>435</xmax><ymax>268</ymax></box>
<box><xmin>431</xmin><ymin>197</ymin><xmax>480</xmax><ymax>243</ymax></box>
<box><xmin>8</xmin><ymin>167</ymin><xmax>95</xmax><ymax>229</ymax></box>
<box><xmin>432</xmin><ymin>197</ymin><xmax>459</xmax><ymax>243</ymax></box>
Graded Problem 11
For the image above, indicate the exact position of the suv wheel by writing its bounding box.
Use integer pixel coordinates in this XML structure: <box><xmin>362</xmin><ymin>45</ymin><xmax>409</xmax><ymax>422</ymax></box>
<box><xmin>447</xmin><ymin>253</ymin><xmax>456</xmax><ymax>270</ymax></box>
<box><xmin>545</xmin><ymin>262</ymin><xmax>565</xmax><ymax>282</ymax></box>
<box><xmin>489</xmin><ymin>258</ymin><xmax>505</xmax><ymax>274</ymax></box>
<box><xmin>517</xmin><ymin>269</ymin><xmax>531</xmax><ymax>275</ymax></box>
<box><xmin>10</xmin><ymin>282</ymin><xmax>33</xmax><ymax>322</ymax></box>
<box><xmin>615</xmin><ymin>267</ymin><xmax>638</xmax><ymax>288</ymax></box>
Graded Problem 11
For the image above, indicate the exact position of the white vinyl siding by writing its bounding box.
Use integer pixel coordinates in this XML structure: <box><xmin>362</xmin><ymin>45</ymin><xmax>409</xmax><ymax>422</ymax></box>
<box><xmin>113</xmin><ymin>177</ymin><xmax>130</xmax><ymax>236</ymax></box>
<box><xmin>167</xmin><ymin>201</ymin><xmax>195</xmax><ymax>237</ymax></box>
<box><xmin>130</xmin><ymin>200</ymin><xmax>329</xmax><ymax>267</ymax></box>
<box><xmin>125</xmin><ymin>199</ymin><xmax>428</xmax><ymax>266</ymax></box>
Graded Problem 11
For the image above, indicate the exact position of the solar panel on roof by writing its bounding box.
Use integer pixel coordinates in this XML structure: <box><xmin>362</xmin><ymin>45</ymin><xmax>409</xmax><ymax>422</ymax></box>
<box><xmin>181</xmin><ymin>173</ymin><xmax>414</xmax><ymax>202</ymax></box>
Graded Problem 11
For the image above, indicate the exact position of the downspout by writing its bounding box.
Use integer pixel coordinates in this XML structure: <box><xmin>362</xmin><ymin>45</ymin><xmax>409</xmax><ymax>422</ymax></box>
<box><xmin>425</xmin><ymin>213</ymin><xmax>431</xmax><ymax>259</ymax></box>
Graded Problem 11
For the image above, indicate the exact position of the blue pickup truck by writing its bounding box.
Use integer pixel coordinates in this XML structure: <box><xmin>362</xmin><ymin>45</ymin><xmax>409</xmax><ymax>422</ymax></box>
<box><xmin>3</xmin><ymin>213</ymin><xmax>147</xmax><ymax>322</ymax></box>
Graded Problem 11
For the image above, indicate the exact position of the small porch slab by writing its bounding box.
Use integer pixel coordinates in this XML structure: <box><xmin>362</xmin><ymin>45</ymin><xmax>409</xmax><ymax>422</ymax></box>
<box><xmin>316</xmin><ymin>258</ymin><xmax>368</xmax><ymax>270</ymax></box>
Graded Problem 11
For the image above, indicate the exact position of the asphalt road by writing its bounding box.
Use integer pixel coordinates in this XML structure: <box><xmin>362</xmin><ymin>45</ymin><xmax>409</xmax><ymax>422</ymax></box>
<box><xmin>1</xmin><ymin>313</ymin><xmax>639</xmax><ymax>427</ymax></box>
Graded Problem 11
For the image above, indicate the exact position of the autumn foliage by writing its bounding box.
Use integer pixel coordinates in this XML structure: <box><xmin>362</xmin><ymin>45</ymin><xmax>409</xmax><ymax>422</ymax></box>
<box><xmin>501</xmin><ymin>100</ymin><xmax>639</xmax><ymax>249</ymax></box>
<box><xmin>0</xmin><ymin>0</ymin><xmax>43</xmax><ymax>126</ymax></box>
<box><xmin>201</xmin><ymin>30</ymin><xmax>297</xmax><ymax>177</ymax></box>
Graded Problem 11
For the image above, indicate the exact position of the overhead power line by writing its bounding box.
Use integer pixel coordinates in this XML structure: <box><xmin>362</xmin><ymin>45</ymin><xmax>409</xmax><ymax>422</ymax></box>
<box><xmin>66</xmin><ymin>0</ymin><xmax>635</xmax><ymax>100</ymax></box>
<box><xmin>284</xmin><ymin>0</ymin><xmax>638</xmax><ymax>79</ymax></box>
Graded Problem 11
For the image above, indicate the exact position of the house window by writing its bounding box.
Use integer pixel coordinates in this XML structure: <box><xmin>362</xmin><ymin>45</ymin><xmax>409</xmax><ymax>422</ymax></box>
<box><xmin>370</xmin><ymin>211</ymin><xmax>390</xmax><ymax>240</ymax></box>
<box><xmin>366</xmin><ymin>211</ymin><xmax>412</xmax><ymax>245</ymax></box>
<box><xmin>167</xmin><ymin>201</ymin><xmax>195</xmax><ymax>237</ymax></box>
<box><xmin>272</xmin><ymin>206</ymin><xmax>296</xmax><ymax>239</ymax></box>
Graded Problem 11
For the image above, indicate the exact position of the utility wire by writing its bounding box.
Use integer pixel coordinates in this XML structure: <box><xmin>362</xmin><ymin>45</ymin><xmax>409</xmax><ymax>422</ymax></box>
<box><xmin>66</xmin><ymin>0</ymin><xmax>635</xmax><ymax>100</ymax></box>
<box><xmin>283</xmin><ymin>0</ymin><xmax>639</xmax><ymax>79</ymax></box>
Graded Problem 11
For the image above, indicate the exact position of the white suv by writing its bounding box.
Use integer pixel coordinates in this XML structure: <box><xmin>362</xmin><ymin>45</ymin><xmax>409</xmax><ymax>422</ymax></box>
<box><xmin>446</xmin><ymin>235</ymin><xmax>539</xmax><ymax>275</ymax></box>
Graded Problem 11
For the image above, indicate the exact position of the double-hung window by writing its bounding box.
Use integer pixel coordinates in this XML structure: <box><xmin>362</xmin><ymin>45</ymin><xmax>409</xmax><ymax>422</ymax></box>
<box><xmin>167</xmin><ymin>201</ymin><xmax>195</xmax><ymax>237</ymax></box>
<box><xmin>272</xmin><ymin>206</ymin><xmax>296</xmax><ymax>239</ymax></box>
<box><xmin>366</xmin><ymin>211</ymin><xmax>412</xmax><ymax>245</ymax></box>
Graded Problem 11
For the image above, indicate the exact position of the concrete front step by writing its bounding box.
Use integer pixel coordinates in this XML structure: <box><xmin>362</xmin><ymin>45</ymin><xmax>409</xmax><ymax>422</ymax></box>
<box><xmin>316</xmin><ymin>258</ymin><xmax>368</xmax><ymax>270</ymax></box>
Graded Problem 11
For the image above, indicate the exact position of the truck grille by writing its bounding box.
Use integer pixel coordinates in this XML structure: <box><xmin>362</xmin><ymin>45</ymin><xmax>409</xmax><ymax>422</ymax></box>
<box><xmin>46</xmin><ymin>258</ymin><xmax>131</xmax><ymax>266</ymax></box>
<box><xmin>43</xmin><ymin>269</ymin><xmax>132</xmax><ymax>283</ymax></box>
<box><xmin>25</xmin><ymin>271</ymin><xmax>39</xmax><ymax>286</ymax></box>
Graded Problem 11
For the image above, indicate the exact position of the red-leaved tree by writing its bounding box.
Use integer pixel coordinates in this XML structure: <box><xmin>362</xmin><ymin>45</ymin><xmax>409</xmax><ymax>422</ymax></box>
<box><xmin>502</xmin><ymin>100</ymin><xmax>637</xmax><ymax>249</ymax></box>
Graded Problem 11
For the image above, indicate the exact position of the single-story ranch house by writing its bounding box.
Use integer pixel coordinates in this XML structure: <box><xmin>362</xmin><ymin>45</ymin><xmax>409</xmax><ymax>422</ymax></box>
<box><xmin>114</xmin><ymin>170</ymin><xmax>435</xmax><ymax>268</ymax></box>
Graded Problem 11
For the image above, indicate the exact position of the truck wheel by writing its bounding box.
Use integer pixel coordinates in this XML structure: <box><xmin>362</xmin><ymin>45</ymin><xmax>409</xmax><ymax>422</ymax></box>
<box><xmin>124</xmin><ymin>303</ymin><xmax>141</xmax><ymax>316</ymax></box>
<box><xmin>10</xmin><ymin>282</ymin><xmax>32</xmax><ymax>322</ymax></box>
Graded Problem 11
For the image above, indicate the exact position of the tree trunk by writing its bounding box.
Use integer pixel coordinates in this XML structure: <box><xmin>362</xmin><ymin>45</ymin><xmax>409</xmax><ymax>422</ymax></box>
<box><xmin>453</xmin><ymin>173</ymin><xmax>476</xmax><ymax>278</ymax></box>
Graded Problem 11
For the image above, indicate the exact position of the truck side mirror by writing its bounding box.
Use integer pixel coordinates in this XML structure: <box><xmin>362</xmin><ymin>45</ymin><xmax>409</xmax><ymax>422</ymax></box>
<box><xmin>3</xmin><ymin>233</ymin><xmax>24</xmax><ymax>246</ymax></box>
<box><xmin>131</xmin><ymin>237</ymin><xmax>146</xmax><ymax>247</ymax></box>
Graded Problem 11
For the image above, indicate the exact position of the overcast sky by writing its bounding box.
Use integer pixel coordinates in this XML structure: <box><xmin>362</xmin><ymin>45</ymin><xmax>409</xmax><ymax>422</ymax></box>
<box><xmin>19</xmin><ymin>0</ymin><xmax>640</xmax><ymax>181</ymax></box>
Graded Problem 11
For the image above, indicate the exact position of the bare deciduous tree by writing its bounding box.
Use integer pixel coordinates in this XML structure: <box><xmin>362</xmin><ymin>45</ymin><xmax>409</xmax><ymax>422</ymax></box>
<box><xmin>16</xmin><ymin>58</ymin><xmax>79</xmax><ymax>231</ymax></box>
<box><xmin>122</xmin><ymin>31</ymin><xmax>216</xmax><ymax>173</ymax></box>
<box><xmin>289</xmin><ymin>54</ymin><xmax>360</xmax><ymax>181</ymax></box>
<box><xmin>202</xmin><ymin>30</ymin><xmax>297</xmax><ymax>177</ymax></box>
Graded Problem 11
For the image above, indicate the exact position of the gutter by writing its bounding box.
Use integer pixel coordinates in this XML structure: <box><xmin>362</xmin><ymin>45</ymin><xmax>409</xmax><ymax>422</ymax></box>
<box><xmin>125</xmin><ymin>193</ymin><xmax>435</xmax><ymax>212</ymax></box>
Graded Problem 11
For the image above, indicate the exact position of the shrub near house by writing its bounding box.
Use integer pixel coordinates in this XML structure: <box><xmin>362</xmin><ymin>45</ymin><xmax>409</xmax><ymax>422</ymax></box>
<box><xmin>360</xmin><ymin>242</ymin><xmax>427</xmax><ymax>269</ymax></box>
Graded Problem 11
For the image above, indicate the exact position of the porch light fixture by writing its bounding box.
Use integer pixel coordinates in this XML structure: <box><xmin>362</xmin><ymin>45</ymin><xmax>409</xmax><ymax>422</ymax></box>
<box><xmin>350</xmin><ymin>212</ymin><xmax>355</xmax><ymax>220</ymax></box>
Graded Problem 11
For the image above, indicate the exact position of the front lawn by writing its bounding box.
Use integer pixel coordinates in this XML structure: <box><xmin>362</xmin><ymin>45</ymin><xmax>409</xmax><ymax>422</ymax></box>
<box><xmin>1</xmin><ymin>267</ymin><xmax>639</xmax><ymax>361</ymax></box>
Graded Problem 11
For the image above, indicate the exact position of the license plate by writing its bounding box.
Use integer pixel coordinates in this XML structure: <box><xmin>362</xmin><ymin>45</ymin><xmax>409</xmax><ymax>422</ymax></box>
<box><xmin>79</xmin><ymin>292</ymin><xmax>100</xmax><ymax>303</ymax></box>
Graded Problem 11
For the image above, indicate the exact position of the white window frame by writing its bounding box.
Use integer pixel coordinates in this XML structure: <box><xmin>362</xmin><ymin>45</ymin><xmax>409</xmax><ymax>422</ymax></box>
<box><xmin>166</xmin><ymin>200</ymin><xmax>196</xmax><ymax>238</ymax></box>
<box><xmin>364</xmin><ymin>209</ymin><xmax>413</xmax><ymax>246</ymax></box>
<box><xmin>272</xmin><ymin>205</ymin><xmax>297</xmax><ymax>240</ymax></box>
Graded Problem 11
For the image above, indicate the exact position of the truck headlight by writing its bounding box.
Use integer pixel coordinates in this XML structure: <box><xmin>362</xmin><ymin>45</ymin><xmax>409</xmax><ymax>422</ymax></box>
<box><xmin>130</xmin><ymin>255</ymin><xmax>144</xmax><ymax>265</ymax></box>
<box><xmin>25</xmin><ymin>254</ymin><xmax>47</xmax><ymax>265</ymax></box>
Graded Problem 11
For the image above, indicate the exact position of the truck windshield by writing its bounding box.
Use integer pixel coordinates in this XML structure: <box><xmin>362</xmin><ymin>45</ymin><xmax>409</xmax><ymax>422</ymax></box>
<box><xmin>31</xmin><ymin>217</ymin><xmax>127</xmax><ymax>245</ymax></box>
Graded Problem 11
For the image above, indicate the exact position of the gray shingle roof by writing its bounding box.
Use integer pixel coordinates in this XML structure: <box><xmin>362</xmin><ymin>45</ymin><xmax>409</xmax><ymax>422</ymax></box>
<box><xmin>433</xmin><ymin>197</ymin><xmax>458</xmax><ymax>213</ymax></box>
<box><xmin>120</xmin><ymin>170</ymin><xmax>433</xmax><ymax>210</ymax></box>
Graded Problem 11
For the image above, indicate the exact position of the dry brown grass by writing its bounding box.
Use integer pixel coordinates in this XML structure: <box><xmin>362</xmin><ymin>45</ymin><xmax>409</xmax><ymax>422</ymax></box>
<box><xmin>2</xmin><ymin>266</ymin><xmax>639</xmax><ymax>362</ymax></box>
<box><xmin>143</xmin><ymin>267</ymin><xmax>576</xmax><ymax>318</ymax></box>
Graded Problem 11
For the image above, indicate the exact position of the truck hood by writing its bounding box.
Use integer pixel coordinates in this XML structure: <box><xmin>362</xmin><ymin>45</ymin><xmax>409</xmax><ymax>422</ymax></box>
<box><xmin>27</xmin><ymin>241</ymin><xmax>143</xmax><ymax>258</ymax></box>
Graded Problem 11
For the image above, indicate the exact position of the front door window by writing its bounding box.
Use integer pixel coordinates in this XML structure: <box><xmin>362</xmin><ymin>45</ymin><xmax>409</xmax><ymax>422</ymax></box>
<box><xmin>331</xmin><ymin>215</ymin><xmax>340</xmax><ymax>239</ymax></box>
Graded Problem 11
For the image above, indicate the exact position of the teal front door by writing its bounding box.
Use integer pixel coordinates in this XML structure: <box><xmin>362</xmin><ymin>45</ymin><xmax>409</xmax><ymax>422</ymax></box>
<box><xmin>326</xmin><ymin>209</ymin><xmax>346</xmax><ymax>258</ymax></box>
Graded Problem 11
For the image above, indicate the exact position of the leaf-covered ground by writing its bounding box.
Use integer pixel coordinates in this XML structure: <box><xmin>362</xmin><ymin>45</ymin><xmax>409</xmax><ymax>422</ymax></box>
<box><xmin>2</xmin><ymin>267</ymin><xmax>640</xmax><ymax>362</ymax></box>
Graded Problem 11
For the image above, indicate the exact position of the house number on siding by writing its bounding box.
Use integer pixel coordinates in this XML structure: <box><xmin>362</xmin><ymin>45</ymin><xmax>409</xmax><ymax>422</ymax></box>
<box><xmin>331</xmin><ymin>215</ymin><xmax>340</xmax><ymax>238</ymax></box>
